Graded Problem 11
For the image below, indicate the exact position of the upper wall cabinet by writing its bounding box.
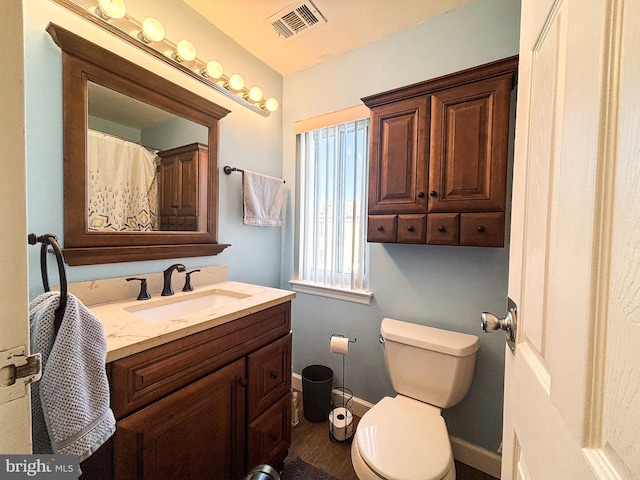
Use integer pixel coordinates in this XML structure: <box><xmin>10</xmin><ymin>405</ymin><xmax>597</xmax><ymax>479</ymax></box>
<box><xmin>363</xmin><ymin>56</ymin><xmax>518</xmax><ymax>248</ymax></box>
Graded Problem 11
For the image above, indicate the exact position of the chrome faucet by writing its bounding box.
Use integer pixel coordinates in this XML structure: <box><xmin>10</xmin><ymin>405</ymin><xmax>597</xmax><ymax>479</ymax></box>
<box><xmin>161</xmin><ymin>263</ymin><xmax>186</xmax><ymax>296</ymax></box>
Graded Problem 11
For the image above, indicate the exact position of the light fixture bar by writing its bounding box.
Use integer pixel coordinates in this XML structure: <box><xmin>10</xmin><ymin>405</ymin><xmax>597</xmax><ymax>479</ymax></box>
<box><xmin>51</xmin><ymin>0</ymin><xmax>277</xmax><ymax>117</ymax></box>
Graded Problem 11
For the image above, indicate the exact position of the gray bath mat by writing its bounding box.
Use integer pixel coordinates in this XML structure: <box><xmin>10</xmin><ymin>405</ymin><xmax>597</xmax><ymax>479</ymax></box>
<box><xmin>280</xmin><ymin>457</ymin><xmax>340</xmax><ymax>480</ymax></box>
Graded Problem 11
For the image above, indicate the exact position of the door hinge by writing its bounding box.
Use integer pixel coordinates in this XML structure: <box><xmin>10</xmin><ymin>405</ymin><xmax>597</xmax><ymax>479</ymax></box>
<box><xmin>0</xmin><ymin>347</ymin><xmax>42</xmax><ymax>405</ymax></box>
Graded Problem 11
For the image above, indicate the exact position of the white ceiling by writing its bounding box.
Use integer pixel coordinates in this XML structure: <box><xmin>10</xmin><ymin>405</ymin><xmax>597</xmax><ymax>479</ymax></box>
<box><xmin>182</xmin><ymin>0</ymin><xmax>475</xmax><ymax>75</ymax></box>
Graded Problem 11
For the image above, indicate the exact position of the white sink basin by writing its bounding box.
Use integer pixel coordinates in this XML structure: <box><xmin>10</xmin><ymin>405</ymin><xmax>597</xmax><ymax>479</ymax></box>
<box><xmin>125</xmin><ymin>289</ymin><xmax>252</xmax><ymax>321</ymax></box>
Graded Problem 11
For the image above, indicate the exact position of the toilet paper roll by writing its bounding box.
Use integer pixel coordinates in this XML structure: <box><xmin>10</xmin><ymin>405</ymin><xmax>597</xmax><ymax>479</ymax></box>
<box><xmin>329</xmin><ymin>407</ymin><xmax>354</xmax><ymax>441</ymax></box>
<box><xmin>330</xmin><ymin>336</ymin><xmax>350</xmax><ymax>355</ymax></box>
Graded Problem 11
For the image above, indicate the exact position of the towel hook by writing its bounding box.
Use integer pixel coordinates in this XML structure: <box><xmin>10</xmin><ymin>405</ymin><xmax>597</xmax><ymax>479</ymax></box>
<box><xmin>28</xmin><ymin>233</ymin><xmax>69</xmax><ymax>336</ymax></box>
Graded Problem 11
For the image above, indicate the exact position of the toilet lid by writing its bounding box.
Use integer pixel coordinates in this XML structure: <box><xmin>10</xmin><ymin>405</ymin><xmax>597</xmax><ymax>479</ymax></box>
<box><xmin>355</xmin><ymin>396</ymin><xmax>452</xmax><ymax>480</ymax></box>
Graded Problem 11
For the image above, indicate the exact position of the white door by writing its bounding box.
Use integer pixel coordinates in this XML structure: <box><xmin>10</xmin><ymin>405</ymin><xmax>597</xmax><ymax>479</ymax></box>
<box><xmin>0</xmin><ymin>2</ymin><xmax>33</xmax><ymax>454</ymax></box>
<box><xmin>498</xmin><ymin>0</ymin><xmax>640</xmax><ymax>478</ymax></box>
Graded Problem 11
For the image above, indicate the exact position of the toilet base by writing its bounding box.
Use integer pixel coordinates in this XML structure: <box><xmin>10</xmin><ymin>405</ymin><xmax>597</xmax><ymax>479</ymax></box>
<box><xmin>351</xmin><ymin>433</ymin><xmax>456</xmax><ymax>480</ymax></box>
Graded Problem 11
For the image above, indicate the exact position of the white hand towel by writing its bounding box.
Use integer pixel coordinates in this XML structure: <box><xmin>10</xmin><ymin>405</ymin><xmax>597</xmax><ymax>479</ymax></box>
<box><xmin>30</xmin><ymin>292</ymin><xmax>116</xmax><ymax>463</ymax></box>
<box><xmin>242</xmin><ymin>170</ymin><xmax>285</xmax><ymax>226</ymax></box>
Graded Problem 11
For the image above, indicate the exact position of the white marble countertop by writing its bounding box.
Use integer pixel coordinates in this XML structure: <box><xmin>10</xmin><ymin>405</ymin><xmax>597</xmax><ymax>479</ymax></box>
<box><xmin>88</xmin><ymin>281</ymin><xmax>295</xmax><ymax>363</ymax></box>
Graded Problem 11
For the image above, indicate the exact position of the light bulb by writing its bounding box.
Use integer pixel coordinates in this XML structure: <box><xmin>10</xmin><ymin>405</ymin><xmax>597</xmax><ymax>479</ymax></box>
<box><xmin>201</xmin><ymin>61</ymin><xmax>223</xmax><ymax>79</ymax></box>
<box><xmin>247</xmin><ymin>86</ymin><xmax>263</xmax><ymax>102</ymax></box>
<box><xmin>174</xmin><ymin>40</ymin><xmax>196</xmax><ymax>62</ymax></box>
<box><xmin>265</xmin><ymin>97</ymin><xmax>279</xmax><ymax>112</ymax></box>
<box><xmin>95</xmin><ymin>0</ymin><xmax>126</xmax><ymax>19</ymax></box>
<box><xmin>138</xmin><ymin>17</ymin><xmax>165</xmax><ymax>43</ymax></box>
<box><xmin>228</xmin><ymin>74</ymin><xmax>245</xmax><ymax>91</ymax></box>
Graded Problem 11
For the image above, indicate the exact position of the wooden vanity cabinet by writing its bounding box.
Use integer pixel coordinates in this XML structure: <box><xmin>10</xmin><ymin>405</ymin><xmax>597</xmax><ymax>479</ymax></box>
<box><xmin>82</xmin><ymin>302</ymin><xmax>292</xmax><ymax>480</ymax></box>
<box><xmin>158</xmin><ymin>143</ymin><xmax>208</xmax><ymax>231</ymax></box>
<box><xmin>363</xmin><ymin>56</ymin><xmax>518</xmax><ymax>248</ymax></box>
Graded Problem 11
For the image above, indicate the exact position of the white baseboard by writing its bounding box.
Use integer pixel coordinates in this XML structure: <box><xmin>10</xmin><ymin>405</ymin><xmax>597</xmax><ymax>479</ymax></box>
<box><xmin>450</xmin><ymin>436</ymin><xmax>502</xmax><ymax>478</ymax></box>
<box><xmin>291</xmin><ymin>372</ymin><xmax>502</xmax><ymax>478</ymax></box>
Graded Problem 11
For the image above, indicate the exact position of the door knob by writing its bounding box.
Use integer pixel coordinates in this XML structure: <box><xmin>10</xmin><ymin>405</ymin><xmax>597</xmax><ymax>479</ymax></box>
<box><xmin>481</xmin><ymin>298</ymin><xmax>517</xmax><ymax>354</ymax></box>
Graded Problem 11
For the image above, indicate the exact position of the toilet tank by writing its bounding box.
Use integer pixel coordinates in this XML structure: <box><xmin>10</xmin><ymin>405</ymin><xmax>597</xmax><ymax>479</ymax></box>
<box><xmin>381</xmin><ymin>318</ymin><xmax>480</xmax><ymax>409</ymax></box>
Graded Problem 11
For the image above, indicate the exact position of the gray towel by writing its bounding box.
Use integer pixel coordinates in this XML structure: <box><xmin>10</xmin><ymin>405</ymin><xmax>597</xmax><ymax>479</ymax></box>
<box><xmin>30</xmin><ymin>292</ymin><xmax>115</xmax><ymax>462</ymax></box>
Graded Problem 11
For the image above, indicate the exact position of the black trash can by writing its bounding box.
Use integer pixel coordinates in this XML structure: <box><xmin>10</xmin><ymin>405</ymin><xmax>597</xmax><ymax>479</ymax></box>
<box><xmin>301</xmin><ymin>365</ymin><xmax>333</xmax><ymax>422</ymax></box>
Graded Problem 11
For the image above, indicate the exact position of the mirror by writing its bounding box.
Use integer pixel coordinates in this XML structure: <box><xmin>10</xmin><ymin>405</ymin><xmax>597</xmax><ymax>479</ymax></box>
<box><xmin>87</xmin><ymin>82</ymin><xmax>208</xmax><ymax>232</ymax></box>
<box><xmin>47</xmin><ymin>23</ymin><xmax>230</xmax><ymax>265</ymax></box>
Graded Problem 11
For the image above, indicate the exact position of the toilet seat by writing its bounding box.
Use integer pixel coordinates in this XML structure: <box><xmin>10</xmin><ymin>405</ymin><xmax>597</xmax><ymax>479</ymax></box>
<box><xmin>353</xmin><ymin>395</ymin><xmax>453</xmax><ymax>480</ymax></box>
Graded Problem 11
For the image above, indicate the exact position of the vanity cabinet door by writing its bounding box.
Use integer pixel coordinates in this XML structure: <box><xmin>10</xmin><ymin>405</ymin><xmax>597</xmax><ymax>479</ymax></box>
<box><xmin>114</xmin><ymin>359</ymin><xmax>246</xmax><ymax>480</ymax></box>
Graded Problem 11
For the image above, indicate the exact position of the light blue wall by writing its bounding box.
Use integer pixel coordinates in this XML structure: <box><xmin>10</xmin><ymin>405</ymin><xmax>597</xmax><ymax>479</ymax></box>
<box><xmin>282</xmin><ymin>0</ymin><xmax>521</xmax><ymax>451</ymax></box>
<box><xmin>24</xmin><ymin>0</ymin><xmax>283</xmax><ymax>298</ymax></box>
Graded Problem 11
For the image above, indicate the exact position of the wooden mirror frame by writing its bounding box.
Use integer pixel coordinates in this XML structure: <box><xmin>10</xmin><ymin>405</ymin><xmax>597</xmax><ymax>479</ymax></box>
<box><xmin>47</xmin><ymin>23</ymin><xmax>231</xmax><ymax>266</ymax></box>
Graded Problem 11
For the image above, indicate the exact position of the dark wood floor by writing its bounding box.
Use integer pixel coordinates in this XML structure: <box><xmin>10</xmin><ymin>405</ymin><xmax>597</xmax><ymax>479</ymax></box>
<box><xmin>285</xmin><ymin>392</ymin><xmax>499</xmax><ymax>480</ymax></box>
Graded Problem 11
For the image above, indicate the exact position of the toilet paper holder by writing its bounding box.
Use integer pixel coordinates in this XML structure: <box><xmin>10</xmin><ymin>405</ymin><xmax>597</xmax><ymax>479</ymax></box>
<box><xmin>330</xmin><ymin>334</ymin><xmax>357</xmax><ymax>345</ymax></box>
<box><xmin>330</xmin><ymin>334</ymin><xmax>357</xmax><ymax>341</ymax></box>
<box><xmin>329</xmin><ymin>334</ymin><xmax>357</xmax><ymax>442</ymax></box>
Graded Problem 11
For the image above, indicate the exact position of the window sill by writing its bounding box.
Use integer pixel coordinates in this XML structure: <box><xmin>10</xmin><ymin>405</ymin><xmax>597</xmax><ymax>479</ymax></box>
<box><xmin>289</xmin><ymin>280</ymin><xmax>373</xmax><ymax>305</ymax></box>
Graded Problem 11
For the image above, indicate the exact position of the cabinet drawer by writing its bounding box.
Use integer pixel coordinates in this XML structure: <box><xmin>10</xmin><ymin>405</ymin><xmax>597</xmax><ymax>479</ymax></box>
<box><xmin>247</xmin><ymin>393</ymin><xmax>291</xmax><ymax>472</ymax></box>
<box><xmin>367</xmin><ymin>215</ymin><xmax>397</xmax><ymax>243</ymax></box>
<box><xmin>397</xmin><ymin>214</ymin><xmax>426</xmax><ymax>243</ymax></box>
<box><xmin>427</xmin><ymin>213</ymin><xmax>460</xmax><ymax>245</ymax></box>
<box><xmin>110</xmin><ymin>302</ymin><xmax>291</xmax><ymax>418</ymax></box>
<box><xmin>247</xmin><ymin>333</ymin><xmax>292</xmax><ymax>421</ymax></box>
<box><xmin>460</xmin><ymin>212</ymin><xmax>505</xmax><ymax>247</ymax></box>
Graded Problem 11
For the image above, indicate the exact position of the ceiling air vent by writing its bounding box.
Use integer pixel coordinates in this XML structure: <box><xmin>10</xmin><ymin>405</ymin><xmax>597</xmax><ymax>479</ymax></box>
<box><xmin>266</xmin><ymin>0</ymin><xmax>327</xmax><ymax>40</ymax></box>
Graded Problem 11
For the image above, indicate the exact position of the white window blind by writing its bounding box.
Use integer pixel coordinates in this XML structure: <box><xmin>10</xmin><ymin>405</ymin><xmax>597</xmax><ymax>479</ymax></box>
<box><xmin>292</xmin><ymin>118</ymin><xmax>371</xmax><ymax>303</ymax></box>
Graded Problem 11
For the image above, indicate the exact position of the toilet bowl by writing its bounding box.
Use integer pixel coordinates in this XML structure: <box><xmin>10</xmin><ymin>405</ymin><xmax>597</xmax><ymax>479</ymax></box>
<box><xmin>351</xmin><ymin>318</ymin><xmax>479</xmax><ymax>480</ymax></box>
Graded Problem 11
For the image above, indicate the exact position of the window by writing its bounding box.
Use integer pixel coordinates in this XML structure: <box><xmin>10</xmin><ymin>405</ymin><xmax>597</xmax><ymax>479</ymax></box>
<box><xmin>291</xmin><ymin>117</ymin><xmax>372</xmax><ymax>304</ymax></box>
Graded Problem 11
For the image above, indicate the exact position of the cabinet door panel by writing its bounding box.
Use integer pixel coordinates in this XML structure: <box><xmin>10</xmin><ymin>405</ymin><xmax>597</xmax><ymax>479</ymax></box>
<box><xmin>368</xmin><ymin>97</ymin><xmax>429</xmax><ymax>214</ymax></box>
<box><xmin>114</xmin><ymin>359</ymin><xmax>246</xmax><ymax>480</ymax></box>
<box><xmin>247</xmin><ymin>333</ymin><xmax>292</xmax><ymax>421</ymax></box>
<box><xmin>459</xmin><ymin>212</ymin><xmax>505</xmax><ymax>247</ymax></box>
<box><xmin>429</xmin><ymin>74</ymin><xmax>512</xmax><ymax>213</ymax></box>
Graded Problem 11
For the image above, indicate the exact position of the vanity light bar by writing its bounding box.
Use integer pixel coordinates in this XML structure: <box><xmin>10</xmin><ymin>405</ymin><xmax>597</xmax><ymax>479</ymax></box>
<box><xmin>51</xmin><ymin>0</ymin><xmax>279</xmax><ymax>117</ymax></box>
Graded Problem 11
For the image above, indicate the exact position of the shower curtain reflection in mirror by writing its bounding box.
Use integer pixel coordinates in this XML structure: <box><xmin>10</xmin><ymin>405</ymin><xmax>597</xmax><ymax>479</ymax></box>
<box><xmin>87</xmin><ymin>129</ymin><xmax>159</xmax><ymax>231</ymax></box>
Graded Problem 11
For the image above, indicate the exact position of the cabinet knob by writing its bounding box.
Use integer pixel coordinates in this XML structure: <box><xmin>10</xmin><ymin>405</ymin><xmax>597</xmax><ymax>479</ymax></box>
<box><xmin>377</xmin><ymin>225</ymin><xmax>384</xmax><ymax>232</ymax></box>
<box><xmin>418</xmin><ymin>192</ymin><xmax>425</xmax><ymax>198</ymax></box>
<box><xmin>270</xmin><ymin>434</ymin><xmax>279</xmax><ymax>442</ymax></box>
<box><xmin>407</xmin><ymin>226</ymin><xmax>415</xmax><ymax>232</ymax></box>
<box><xmin>238</xmin><ymin>378</ymin><xmax>248</xmax><ymax>387</ymax></box>
<box><xmin>269</xmin><ymin>371</ymin><xmax>279</xmax><ymax>379</ymax></box>
<box><xmin>429</xmin><ymin>191</ymin><xmax>438</xmax><ymax>197</ymax></box>
<box><xmin>438</xmin><ymin>226</ymin><xmax>446</xmax><ymax>232</ymax></box>
<box><xmin>477</xmin><ymin>226</ymin><xmax>486</xmax><ymax>233</ymax></box>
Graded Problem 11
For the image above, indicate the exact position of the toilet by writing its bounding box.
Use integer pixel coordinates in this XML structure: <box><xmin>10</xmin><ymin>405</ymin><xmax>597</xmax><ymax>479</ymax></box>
<box><xmin>351</xmin><ymin>318</ymin><xmax>480</xmax><ymax>480</ymax></box>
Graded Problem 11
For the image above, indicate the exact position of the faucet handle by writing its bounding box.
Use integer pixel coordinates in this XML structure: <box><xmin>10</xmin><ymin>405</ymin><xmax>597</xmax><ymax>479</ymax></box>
<box><xmin>126</xmin><ymin>277</ymin><xmax>151</xmax><ymax>300</ymax></box>
<box><xmin>182</xmin><ymin>269</ymin><xmax>201</xmax><ymax>292</ymax></box>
